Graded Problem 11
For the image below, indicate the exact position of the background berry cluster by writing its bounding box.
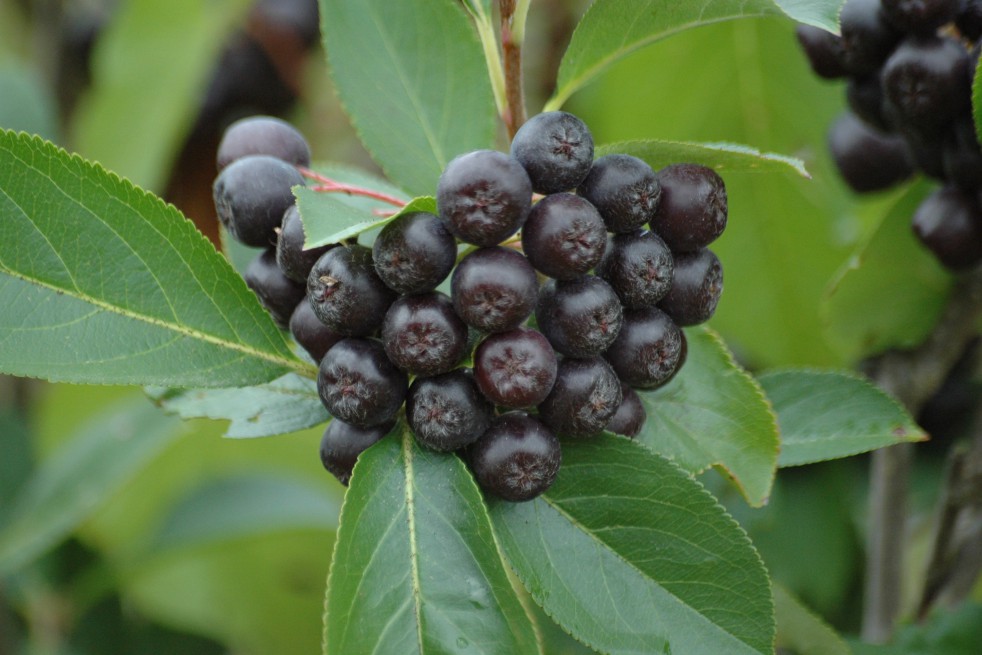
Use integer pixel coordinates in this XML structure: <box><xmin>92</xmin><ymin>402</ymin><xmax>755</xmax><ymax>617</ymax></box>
<box><xmin>212</xmin><ymin>111</ymin><xmax>727</xmax><ymax>502</ymax></box>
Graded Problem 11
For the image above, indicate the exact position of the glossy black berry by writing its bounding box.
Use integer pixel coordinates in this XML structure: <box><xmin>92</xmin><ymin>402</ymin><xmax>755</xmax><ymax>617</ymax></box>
<box><xmin>650</xmin><ymin>164</ymin><xmax>727</xmax><ymax>252</ymax></box>
<box><xmin>839</xmin><ymin>0</ymin><xmax>902</xmax><ymax>75</ymax></box>
<box><xmin>317</xmin><ymin>338</ymin><xmax>407</xmax><ymax>428</ymax></box>
<box><xmin>307</xmin><ymin>245</ymin><xmax>396</xmax><ymax>336</ymax></box>
<box><xmin>881</xmin><ymin>36</ymin><xmax>971</xmax><ymax>134</ymax></box>
<box><xmin>289</xmin><ymin>297</ymin><xmax>344</xmax><ymax>362</ymax></box>
<box><xmin>658</xmin><ymin>248</ymin><xmax>723</xmax><ymax>327</ymax></box>
<box><xmin>846</xmin><ymin>75</ymin><xmax>891</xmax><ymax>133</ymax></box>
<box><xmin>881</xmin><ymin>0</ymin><xmax>958</xmax><ymax>34</ymax></box>
<box><xmin>372</xmin><ymin>211</ymin><xmax>457</xmax><ymax>295</ymax></box>
<box><xmin>595</xmin><ymin>230</ymin><xmax>674</xmax><ymax>309</ymax></box>
<box><xmin>510</xmin><ymin>111</ymin><xmax>594</xmax><ymax>194</ymax></box>
<box><xmin>828</xmin><ymin>112</ymin><xmax>914</xmax><ymax>193</ymax></box>
<box><xmin>538</xmin><ymin>357</ymin><xmax>622</xmax><ymax>438</ymax></box>
<box><xmin>244</xmin><ymin>249</ymin><xmax>306</xmax><ymax>329</ymax></box>
<box><xmin>605</xmin><ymin>307</ymin><xmax>687</xmax><ymax>390</ymax></box>
<box><xmin>605</xmin><ymin>384</ymin><xmax>646</xmax><ymax>438</ymax></box>
<box><xmin>406</xmin><ymin>370</ymin><xmax>494</xmax><ymax>452</ymax></box>
<box><xmin>437</xmin><ymin>150</ymin><xmax>532</xmax><ymax>246</ymax></box>
<box><xmin>216</xmin><ymin>115</ymin><xmax>311</xmax><ymax>170</ymax></box>
<box><xmin>912</xmin><ymin>185</ymin><xmax>982</xmax><ymax>270</ymax></box>
<box><xmin>381</xmin><ymin>292</ymin><xmax>468</xmax><ymax>377</ymax></box>
<box><xmin>577</xmin><ymin>154</ymin><xmax>661</xmax><ymax>233</ymax></box>
<box><xmin>474</xmin><ymin>327</ymin><xmax>558</xmax><ymax>408</ymax></box>
<box><xmin>795</xmin><ymin>24</ymin><xmax>848</xmax><ymax>79</ymax></box>
<box><xmin>535</xmin><ymin>276</ymin><xmax>623</xmax><ymax>357</ymax></box>
<box><xmin>213</xmin><ymin>155</ymin><xmax>305</xmax><ymax>247</ymax></box>
<box><xmin>319</xmin><ymin>419</ymin><xmax>394</xmax><ymax>486</ymax></box>
<box><xmin>469</xmin><ymin>412</ymin><xmax>561</xmax><ymax>502</ymax></box>
<box><xmin>276</xmin><ymin>204</ymin><xmax>335</xmax><ymax>283</ymax></box>
<box><xmin>451</xmin><ymin>247</ymin><xmax>538</xmax><ymax>333</ymax></box>
<box><xmin>943</xmin><ymin>119</ymin><xmax>982</xmax><ymax>192</ymax></box>
<box><xmin>521</xmin><ymin>193</ymin><xmax>607</xmax><ymax>279</ymax></box>
<box><xmin>957</xmin><ymin>0</ymin><xmax>982</xmax><ymax>40</ymax></box>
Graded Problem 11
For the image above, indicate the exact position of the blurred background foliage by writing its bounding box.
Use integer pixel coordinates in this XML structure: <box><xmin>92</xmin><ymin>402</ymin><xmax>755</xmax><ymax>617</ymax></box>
<box><xmin>1</xmin><ymin>0</ymin><xmax>981</xmax><ymax>653</ymax></box>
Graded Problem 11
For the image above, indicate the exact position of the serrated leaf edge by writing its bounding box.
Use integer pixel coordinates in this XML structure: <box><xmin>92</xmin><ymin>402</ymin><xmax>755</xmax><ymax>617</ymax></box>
<box><xmin>597</xmin><ymin>139</ymin><xmax>810</xmax><ymax>178</ymax></box>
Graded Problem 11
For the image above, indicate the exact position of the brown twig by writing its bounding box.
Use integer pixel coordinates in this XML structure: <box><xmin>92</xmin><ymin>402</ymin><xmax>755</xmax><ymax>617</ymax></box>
<box><xmin>499</xmin><ymin>0</ymin><xmax>527</xmax><ymax>138</ymax></box>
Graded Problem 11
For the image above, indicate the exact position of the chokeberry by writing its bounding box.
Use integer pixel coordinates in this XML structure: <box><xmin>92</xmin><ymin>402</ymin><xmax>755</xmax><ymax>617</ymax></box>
<box><xmin>317</xmin><ymin>338</ymin><xmax>407</xmax><ymax>428</ymax></box>
<box><xmin>650</xmin><ymin>164</ymin><xmax>727</xmax><ymax>252</ymax></box>
<box><xmin>577</xmin><ymin>154</ymin><xmax>661</xmax><ymax>233</ymax></box>
<box><xmin>510</xmin><ymin>111</ymin><xmax>594</xmax><ymax>194</ymax></box>
<box><xmin>213</xmin><ymin>154</ymin><xmax>305</xmax><ymax>247</ymax></box>
<box><xmin>605</xmin><ymin>307</ymin><xmax>687</xmax><ymax>390</ymax></box>
<box><xmin>828</xmin><ymin>112</ymin><xmax>914</xmax><ymax>193</ymax></box>
<box><xmin>795</xmin><ymin>24</ymin><xmax>848</xmax><ymax>79</ymax></box>
<box><xmin>381</xmin><ymin>292</ymin><xmax>468</xmax><ymax>377</ymax></box>
<box><xmin>535</xmin><ymin>276</ymin><xmax>623</xmax><ymax>357</ymax></box>
<box><xmin>469</xmin><ymin>412</ymin><xmax>561</xmax><ymax>502</ymax></box>
<box><xmin>307</xmin><ymin>245</ymin><xmax>396</xmax><ymax>336</ymax></box>
<box><xmin>846</xmin><ymin>75</ymin><xmax>891</xmax><ymax>133</ymax></box>
<box><xmin>289</xmin><ymin>298</ymin><xmax>343</xmax><ymax>362</ymax></box>
<box><xmin>943</xmin><ymin>119</ymin><xmax>982</xmax><ymax>193</ymax></box>
<box><xmin>276</xmin><ymin>204</ymin><xmax>335</xmax><ymax>283</ymax></box>
<box><xmin>474</xmin><ymin>327</ymin><xmax>558</xmax><ymax>408</ymax></box>
<box><xmin>244</xmin><ymin>249</ymin><xmax>306</xmax><ymax>329</ymax></box>
<box><xmin>372</xmin><ymin>211</ymin><xmax>457</xmax><ymax>295</ymax></box>
<box><xmin>216</xmin><ymin>115</ymin><xmax>311</xmax><ymax>171</ymax></box>
<box><xmin>658</xmin><ymin>248</ymin><xmax>723</xmax><ymax>327</ymax></box>
<box><xmin>538</xmin><ymin>357</ymin><xmax>622</xmax><ymax>438</ymax></box>
<box><xmin>451</xmin><ymin>247</ymin><xmax>539</xmax><ymax>333</ymax></box>
<box><xmin>839</xmin><ymin>0</ymin><xmax>902</xmax><ymax>75</ymax></box>
<box><xmin>406</xmin><ymin>370</ymin><xmax>494</xmax><ymax>452</ymax></box>
<box><xmin>437</xmin><ymin>150</ymin><xmax>532</xmax><ymax>246</ymax></box>
<box><xmin>521</xmin><ymin>193</ymin><xmax>607</xmax><ymax>280</ymax></box>
<box><xmin>319</xmin><ymin>419</ymin><xmax>394</xmax><ymax>485</ymax></box>
<box><xmin>881</xmin><ymin>0</ymin><xmax>958</xmax><ymax>34</ymax></box>
<box><xmin>605</xmin><ymin>384</ymin><xmax>646</xmax><ymax>438</ymax></box>
<box><xmin>912</xmin><ymin>185</ymin><xmax>982</xmax><ymax>270</ymax></box>
<box><xmin>957</xmin><ymin>0</ymin><xmax>982</xmax><ymax>40</ymax></box>
<box><xmin>595</xmin><ymin>230</ymin><xmax>674</xmax><ymax>309</ymax></box>
<box><xmin>881</xmin><ymin>36</ymin><xmax>971</xmax><ymax>134</ymax></box>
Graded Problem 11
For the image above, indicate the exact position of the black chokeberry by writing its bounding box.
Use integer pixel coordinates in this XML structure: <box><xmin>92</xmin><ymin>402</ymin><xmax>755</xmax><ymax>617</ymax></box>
<box><xmin>276</xmin><ymin>204</ymin><xmax>335</xmax><ymax>283</ymax></box>
<box><xmin>451</xmin><ymin>247</ymin><xmax>539</xmax><ymax>333</ymax></box>
<box><xmin>605</xmin><ymin>384</ymin><xmax>646</xmax><ymax>438</ymax></box>
<box><xmin>846</xmin><ymin>75</ymin><xmax>891</xmax><ymax>133</ymax></box>
<box><xmin>317</xmin><ymin>338</ymin><xmax>407</xmax><ymax>428</ymax></box>
<box><xmin>510</xmin><ymin>111</ymin><xmax>594</xmax><ymax>194</ymax></box>
<box><xmin>307</xmin><ymin>245</ymin><xmax>396</xmax><ymax>336</ymax></box>
<box><xmin>795</xmin><ymin>24</ymin><xmax>848</xmax><ymax>79</ymax></box>
<box><xmin>912</xmin><ymin>185</ymin><xmax>982</xmax><ymax>270</ymax></box>
<box><xmin>245</xmin><ymin>249</ymin><xmax>306</xmax><ymax>329</ymax></box>
<box><xmin>839</xmin><ymin>0</ymin><xmax>902</xmax><ymax>75</ymax></box>
<box><xmin>406</xmin><ymin>370</ymin><xmax>493</xmax><ymax>452</ymax></box>
<box><xmin>213</xmin><ymin>154</ymin><xmax>305</xmax><ymax>247</ymax></box>
<box><xmin>437</xmin><ymin>150</ymin><xmax>532</xmax><ymax>246</ymax></box>
<box><xmin>538</xmin><ymin>357</ymin><xmax>622</xmax><ymax>438</ymax></box>
<box><xmin>577</xmin><ymin>154</ymin><xmax>661</xmax><ymax>233</ymax></box>
<box><xmin>474</xmin><ymin>327</ymin><xmax>558</xmax><ymax>408</ymax></box>
<box><xmin>650</xmin><ymin>164</ymin><xmax>727</xmax><ymax>252</ymax></box>
<box><xmin>605</xmin><ymin>307</ymin><xmax>687</xmax><ymax>390</ymax></box>
<box><xmin>469</xmin><ymin>412</ymin><xmax>561</xmax><ymax>502</ymax></box>
<box><xmin>216</xmin><ymin>115</ymin><xmax>312</xmax><ymax>171</ymax></box>
<box><xmin>881</xmin><ymin>0</ymin><xmax>958</xmax><ymax>35</ymax></box>
<box><xmin>943</xmin><ymin>119</ymin><xmax>982</xmax><ymax>193</ymax></box>
<box><xmin>372</xmin><ymin>211</ymin><xmax>457</xmax><ymax>295</ymax></box>
<box><xmin>595</xmin><ymin>230</ymin><xmax>674</xmax><ymax>309</ymax></box>
<box><xmin>535</xmin><ymin>276</ymin><xmax>623</xmax><ymax>358</ymax></box>
<box><xmin>881</xmin><ymin>36</ymin><xmax>971</xmax><ymax>134</ymax></box>
<box><xmin>381</xmin><ymin>292</ymin><xmax>468</xmax><ymax>377</ymax></box>
<box><xmin>828</xmin><ymin>112</ymin><xmax>914</xmax><ymax>193</ymax></box>
<box><xmin>521</xmin><ymin>193</ymin><xmax>607</xmax><ymax>280</ymax></box>
<box><xmin>289</xmin><ymin>298</ymin><xmax>343</xmax><ymax>362</ymax></box>
<box><xmin>658</xmin><ymin>248</ymin><xmax>723</xmax><ymax>327</ymax></box>
<box><xmin>957</xmin><ymin>0</ymin><xmax>982</xmax><ymax>40</ymax></box>
<box><xmin>319</xmin><ymin>418</ymin><xmax>394</xmax><ymax>486</ymax></box>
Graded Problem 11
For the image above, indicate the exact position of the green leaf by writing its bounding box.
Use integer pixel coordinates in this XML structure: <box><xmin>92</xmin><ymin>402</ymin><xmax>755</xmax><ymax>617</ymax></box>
<box><xmin>0</xmin><ymin>64</ymin><xmax>57</xmax><ymax>141</ymax></box>
<box><xmin>597</xmin><ymin>139</ymin><xmax>809</xmax><ymax>177</ymax></box>
<box><xmin>0</xmin><ymin>398</ymin><xmax>183</xmax><ymax>577</ymax></box>
<box><xmin>489</xmin><ymin>436</ymin><xmax>775</xmax><ymax>655</ymax></box>
<box><xmin>772</xmin><ymin>1</ymin><xmax>844</xmax><ymax>31</ymax></box>
<box><xmin>639</xmin><ymin>327</ymin><xmax>779</xmax><ymax>506</ymax></box>
<box><xmin>759</xmin><ymin>369</ymin><xmax>927</xmax><ymax>467</ymax></box>
<box><xmin>0</xmin><ymin>409</ymin><xmax>34</xmax><ymax>524</ymax></box>
<box><xmin>324</xmin><ymin>428</ymin><xmax>540</xmax><ymax>655</ymax></box>
<box><xmin>849</xmin><ymin>602</ymin><xmax>982</xmax><ymax>655</ymax></box>
<box><xmin>298</xmin><ymin>187</ymin><xmax>434</xmax><ymax>248</ymax></box>
<box><xmin>822</xmin><ymin>181</ymin><xmax>952</xmax><ymax>362</ymax></box>
<box><xmin>773</xmin><ymin>582</ymin><xmax>851</xmax><ymax>655</ymax></box>
<box><xmin>974</xmin><ymin>32</ymin><xmax>982</xmax><ymax>144</ymax></box>
<box><xmin>148</xmin><ymin>374</ymin><xmax>329</xmax><ymax>439</ymax></box>
<box><xmin>0</xmin><ymin>130</ymin><xmax>311</xmax><ymax>387</ymax></box>
<box><xmin>320</xmin><ymin>0</ymin><xmax>496</xmax><ymax>196</ymax></box>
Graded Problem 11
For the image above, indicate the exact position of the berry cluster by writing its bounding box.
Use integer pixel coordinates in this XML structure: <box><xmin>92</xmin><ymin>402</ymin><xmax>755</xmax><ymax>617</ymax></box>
<box><xmin>212</xmin><ymin>112</ymin><xmax>728</xmax><ymax>502</ymax></box>
<box><xmin>797</xmin><ymin>0</ymin><xmax>982</xmax><ymax>270</ymax></box>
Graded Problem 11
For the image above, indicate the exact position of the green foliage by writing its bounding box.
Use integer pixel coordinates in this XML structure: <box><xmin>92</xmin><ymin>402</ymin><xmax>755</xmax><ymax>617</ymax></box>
<box><xmin>773</xmin><ymin>582</ymin><xmax>851</xmax><ymax>655</ymax></box>
<box><xmin>597</xmin><ymin>139</ymin><xmax>810</xmax><ymax>177</ymax></box>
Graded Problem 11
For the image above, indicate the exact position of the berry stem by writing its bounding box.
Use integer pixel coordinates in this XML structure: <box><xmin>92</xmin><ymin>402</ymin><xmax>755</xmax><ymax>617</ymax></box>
<box><xmin>463</xmin><ymin>1</ymin><xmax>508</xmax><ymax>120</ymax></box>
<box><xmin>500</xmin><ymin>0</ymin><xmax>529</xmax><ymax>139</ymax></box>
<box><xmin>299</xmin><ymin>168</ymin><xmax>406</xmax><ymax>208</ymax></box>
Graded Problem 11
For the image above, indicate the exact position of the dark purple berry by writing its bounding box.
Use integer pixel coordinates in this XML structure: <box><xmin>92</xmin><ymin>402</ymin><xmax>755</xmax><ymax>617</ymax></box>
<box><xmin>881</xmin><ymin>0</ymin><xmax>958</xmax><ymax>34</ymax></box>
<box><xmin>535</xmin><ymin>276</ymin><xmax>623</xmax><ymax>357</ymax></box>
<box><xmin>839</xmin><ymin>0</ymin><xmax>902</xmax><ymax>75</ymax></box>
<box><xmin>650</xmin><ymin>164</ymin><xmax>727</xmax><ymax>252</ymax></box>
<box><xmin>521</xmin><ymin>193</ymin><xmax>606</xmax><ymax>279</ymax></box>
<box><xmin>213</xmin><ymin>155</ymin><xmax>305</xmax><ymax>247</ymax></box>
<box><xmin>437</xmin><ymin>150</ymin><xmax>532</xmax><ymax>246</ymax></box>
<box><xmin>577</xmin><ymin>154</ymin><xmax>661</xmax><ymax>233</ymax></box>
<box><xmin>319</xmin><ymin>419</ymin><xmax>394</xmax><ymax>486</ymax></box>
<box><xmin>307</xmin><ymin>245</ymin><xmax>397</xmax><ymax>336</ymax></box>
<box><xmin>245</xmin><ymin>249</ymin><xmax>306</xmax><ymax>329</ymax></box>
<box><xmin>216</xmin><ymin>115</ymin><xmax>311</xmax><ymax>171</ymax></box>
<box><xmin>276</xmin><ymin>205</ymin><xmax>335</xmax><ymax>283</ymax></box>
<box><xmin>912</xmin><ymin>185</ymin><xmax>982</xmax><ymax>270</ymax></box>
<box><xmin>658</xmin><ymin>248</ymin><xmax>723</xmax><ymax>327</ymax></box>
<box><xmin>469</xmin><ymin>412</ymin><xmax>561</xmax><ymax>502</ymax></box>
<box><xmin>828</xmin><ymin>112</ymin><xmax>914</xmax><ymax>192</ymax></box>
<box><xmin>605</xmin><ymin>384</ymin><xmax>646</xmax><ymax>438</ymax></box>
<box><xmin>538</xmin><ymin>357</ymin><xmax>622</xmax><ymax>438</ymax></box>
<box><xmin>881</xmin><ymin>36</ymin><xmax>971</xmax><ymax>134</ymax></box>
<box><xmin>372</xmin><ymin>211</ymin><xmax>457</xmax><ymax>295</ymax></box>
<box><xmin>943</xmin><ymin>118</ymin><xmax>982</xmax><ymax>193</ymax></box>
<box><xmin>382</xmin><ymin>292</ymin><xmax>468</xmax><ymax>377</ymax></box>
<box><xmin>795</xmin><ymin>24</ymin><xmax>848</xmax><ymax>79</ymax></box>
<box><xmin>957</xmin><ymin>0</ymin><xmax>982</xmax><ymax>40</ymax></box>
<box><xmin>317</xmin><ymin>338</ymin><xmax>407</xmax><ymax>428</ymax></box>
<box><xmin>289</xmin><ymin>297</ymin><xmax>344</xmax><ymax>362</ymax></box>
<box><xmin>451</xmin><ymin>247</ymin><xmax>538</xmax><ymax>333</ymax></box>
<box><xmin>474</xmin><ymin>328</ymin><xmax>558</xmax><ymax>408</ymax></box>
<box><xmin>846</xmin><ymin>75</ymin><xmax>892</xmax><ymax>133</ymax></box>
<box><xmin>605</xmin><ymin>307</ymin><xmax>687</xmax><ymax>390</ymax></box>
<box><xmin>407</xmin><ymin>370</ymin><xmax>494</xmax><ymax>452</ymax></box>
<box><xmin>510</xmin><ymin>111</ymin><xmax>594</xmax><ymax>194</ymax></box>
<box><xmin>595</xmin><ymin>230</ymin><xmax>674</xmax><ymax>309</ymax></box>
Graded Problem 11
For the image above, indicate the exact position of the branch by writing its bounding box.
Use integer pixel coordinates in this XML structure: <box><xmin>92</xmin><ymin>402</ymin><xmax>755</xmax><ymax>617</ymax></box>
<box><xmin>499</xmin><ymin>0</ymin><xmax>528</xmax><ymax>139</ymax></box>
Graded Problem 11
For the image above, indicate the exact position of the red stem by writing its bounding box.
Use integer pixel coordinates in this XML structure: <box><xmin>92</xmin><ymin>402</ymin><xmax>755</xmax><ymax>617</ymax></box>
<box><xmin>299</xmin><ymin>167</ymin><xmax>406</xmax><ymax>208</ymax></box>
